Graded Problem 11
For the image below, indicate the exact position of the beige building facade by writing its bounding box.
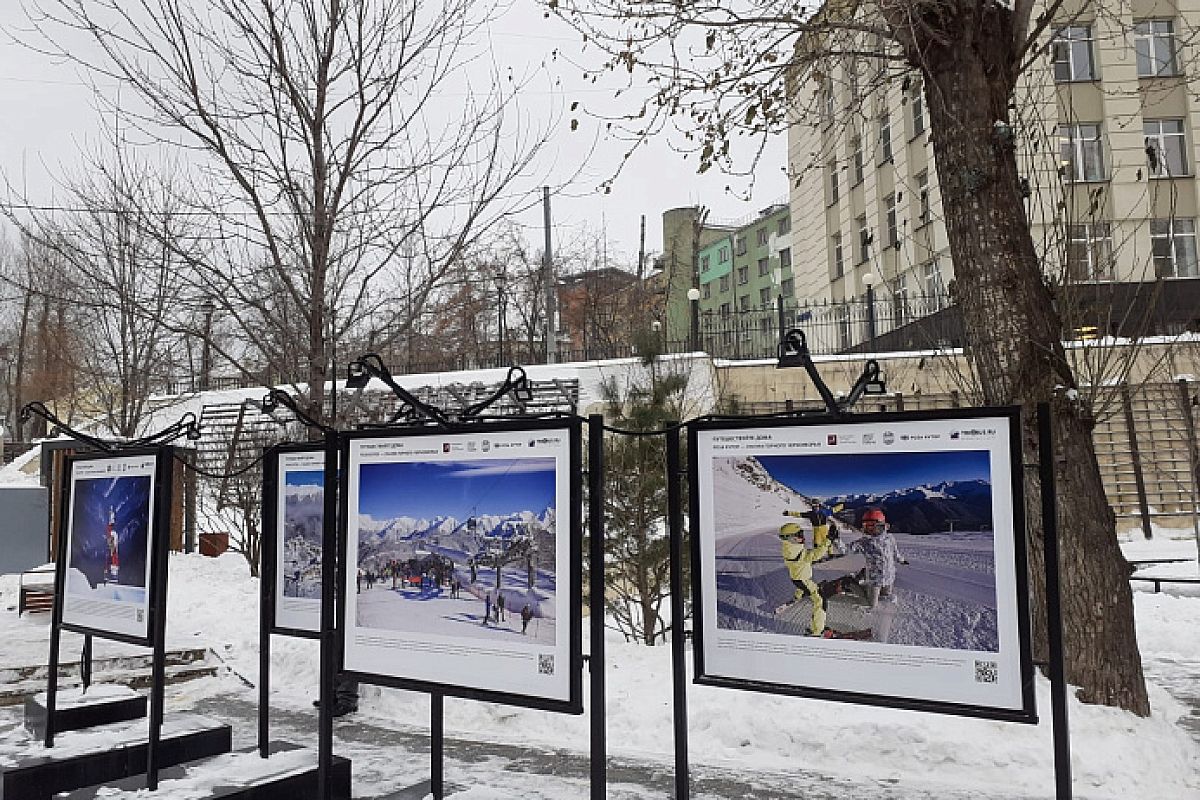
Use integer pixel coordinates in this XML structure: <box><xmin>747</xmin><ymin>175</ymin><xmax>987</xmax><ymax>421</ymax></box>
<box><xmin>789</xmin><ymin>0</ymin><xmax>1200</xmax><ymax>349</ymax></box>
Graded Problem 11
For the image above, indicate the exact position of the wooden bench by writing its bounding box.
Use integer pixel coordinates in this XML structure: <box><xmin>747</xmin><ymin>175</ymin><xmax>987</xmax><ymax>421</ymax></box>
<box><xmin>1130</xmin><ymin>575</ymin><xmax>1200</xmax><ymax>593</ymax></box>
<box><xmin>18</xmin><ymin>565</ymin><xmax>56</xmax><ymax>616</ymax></box>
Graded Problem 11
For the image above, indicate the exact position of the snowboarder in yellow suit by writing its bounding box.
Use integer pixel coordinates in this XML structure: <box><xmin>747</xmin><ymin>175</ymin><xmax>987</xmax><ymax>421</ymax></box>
<box><xmin>775</xmin><ymin>509</ymin><xmax>835</xmax><ymax>635</ymax></box>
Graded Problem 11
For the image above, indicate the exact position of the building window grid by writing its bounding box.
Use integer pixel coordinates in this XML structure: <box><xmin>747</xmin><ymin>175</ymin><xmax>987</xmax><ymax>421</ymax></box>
<box><xmin>1066</xmin><ymin>222</ymin><xmax>1114</xmax><ymax>281</ymax></box>
<box><xmin>737</xmin><ymin>265</ymin><xmax>749</xmax><ymax>285</ymax></box>
<box><xmin>1151</xmin><ymin>218</ymin><xmax>1199</xmax><ymax>277</ymax></box>
<box><xmin>833</xmin><ymin>232</ymin><xmax>845</xmax><ymax>278</ymax></box>
<box><xmin>781</xmin><ymin>278</ymin><xmax>794</xmax><ymax>297</ymax></box>
<box><xmin>757</xmin><ymin>257</ymin><xmax>769</xmax><ymax>276</ymax></box>
<box><xmin>879</xmin><ymin>112</ymin><xmax>893</xmax><ymax>162</ymax></box>
<box><xmin>916</xmin><ymin>171</ymin><xmax>930</xmax><ymax>225</ymax></box>
<box><xmin>1059</xmin><ymin>123</ymin><xmax>1105</xmax><ymax>182</ymax></box>
<box><xmin>852</xmin><ymin>136</ymin><xmax>865</xmax><ymax>184</ymax></box>
<box><xmin>829</xmin><ymin>162</ymin><xmax>840</xmax><ymax>204</ymax></box>
<box><xmin>1135</xmin><ymin>20</ymin><xmax>1177</xmax><ymax>78</ymax></box>
<box><xmin>885</xmin><ymin>193</ymin><xmax>899</xmax><ymax>247</ymax></box>
<box><xmin>893</xmin><ymin>275</ymin><xmax>911</xmax><ymax>325</ymax></box>
<box><xmin>778</xmin><ymin>216</ymin><xmax>791</xmax><ymax>235</ymax></box>
<box><xmin>780</xmin><ymin>247</ymin><xmax>792</xmax><ymax>269</ymax></box>
<box><xmin>857</xmin><ymin>215</ymin><xmax>871</xmax><ymax>264</ymax></box>
<box><xmin>735</xmin><ymin>236</ymin><xmax>747</xmax><ymax>256</ymax></box>
<box><xmin>923</xmin><ymin>261</ymin><xmax>945</xmax><ymax>309</ymax></box>
<box><xmin>718</xmin><ymin>245</ymin><xmax>730</xmax><ymax>263</ymax></box>
<box><xmin>759</xmin><ymin>286</ymin><xmax>771</xmax><ymax>305</ymax></box>
<box><xmin>910</xmin><ymin>82</ymin><xmax>925</xmax><ymax>137</ymax></box>
<box><xmin>719</xmin><ymin>275</ymin><xmax>730</xmax><ymax>292</ymax></box>
<box><xmin>1144</xmin><ymin>119</ymin><xmax>1189</xmax><ymax>177</ymax></box>
<box><xmin>702</xmin><ymin>284</ymin><xmax>711</xmax><ymax>300</ymax></box>
<box><xmin>1052</xmin><ymin>26</ymin><xmax>1096</xmax><ymax>82</ymax></box>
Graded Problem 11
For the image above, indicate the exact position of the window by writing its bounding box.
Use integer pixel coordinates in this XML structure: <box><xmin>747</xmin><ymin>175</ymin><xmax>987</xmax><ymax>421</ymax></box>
<box><xmin>737</xmin><ymin>265</ymin><xmax>749</xmax><ymax>285</ymax></box>
<box><xmin>828</xmin><ymin>162</ymin><xmax>840</xmax><ymax>204</ymax></box>
<box><xmin>923</xmin><ymin>261</ymin><xmax>944</xmax><ymax>308</ymax></box>
<box><xmin>781</xmin><ymin>278</ymin><xmax>795</xmax><ymax>297</ymax></box>
<box><xmin>833</xmin><ymin>232</ymin><xmax>845</xmax><ymax>277</ymax></box>
<box><xmin>700</xmin><ymin>254</ymin><xmax>710</xmax><ymax>271</ymax></box>
<box><xmin>756</xmin><ymin>227</ymin><xmax>770</xmax><ymax>247</ymax></box>
<box><xmin>1144</xmin><ymin>119</ymin><xmax>1189</xmax><ymax>177</ymax></box>
<box><xmin>702</xmin><ymin>283</ymin><xmax>711</xmax><ymax>300</ymax></box>
<box><xmin>779</xmin><ymin>247</ymin><xmax>792</xmax><ymax>269</ymax></box>
<box><xmin>910</xmin><ymin>81</ymin><xmax>925</xmax><ymax>136</ymax></box>
<box><xmin>885</xmin><ymin>193</ymin><xmax>899</xmax><ymax>247</ymax></box>
<box><xmin>1151</xmin><ymin>218</ymin><xmax>1199</xmax><ymax>277</ymax></box>
<box><xmin>857</xmin><ymin>215</ymin><xmax>871</xmax><ymax>263</ymax></box>
<box><xmin>916</xmin><ymin>171</ymin><xmax>930</xmax><ymax>225</ymax></box>
<box><xmin>823</xmin><ymin>84</ymin><xmax>834</xmax><ymax>122</ymax></box>
<box><xmin>759</xmin><ymin>286</ymin><xmax>771</xmax><ymax>305</ymax></box>
<box><xmin>879</xmin><ymin>112</ymin><xmax>893</xmax><ymax>162</ymax></box>
<box><xmin>835</xmin><ymin>305</ymin><xmax>851</xmax><ymax>350</ymax></box>
<box><xmin>757</xmin><ymin>257</ymin><xmax>769</xmax><ymax>276</ymax></box>
<box><xmin>851</xmin><ymin>136</ymin><xmax>865</xmax><ymax>184</ymax></box>
<box><xmin>1066</xmin><ymin>223</ymin><xmax>1114</xmax><ymax>281</ymax></box>
<box><xmin>739</xmin><ymin>295</ymin><xmax>751</xmax><ymax>311</ymax></box>
<box><xmin>1058</xmin><ymin>123</ymin><xmax>1105</xmax><ymax>182</ymax></box>
<box><xmin>893</xmin><ymin>275</ymin><xmax>911</xmax><ymax>324</ymax></box>
<box><xmin>1135</xmin><ymin>20</ymin><xmax>1177</xmax><ymax>77</ymax></box>
<box><xmin>1052</xmin><ymin>26</ymin><xmax>1095</xmax><ymax>82</ymax></box>
<box><xmin>778</xmin><ymin>216</ymin><xmax>791</xmax><ymax>235</ymax></box>
<box><xmin>719</xmin><ymin>275</ymin><xmax>730</xmax><ymax>292</ymax></box>
<box><xmin>735</xmin><ymin>236</ymin><xmax>747</xmax><ymax>256</ymax></box>
<box><xmin>718</xmin><ymin>245</ymin><xmax>730</xmax><ymax>263</ymax></box>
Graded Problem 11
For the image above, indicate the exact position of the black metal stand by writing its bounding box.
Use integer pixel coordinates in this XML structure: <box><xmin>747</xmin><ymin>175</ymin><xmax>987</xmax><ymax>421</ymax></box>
<box><xmin>431</xmin><ymin>692</ymin><xmax>444</xmax><ymax>799</ymax></box>
<box><xmin>665</xmin><ymin>425</ymin><xmax>689</xmax><ymax>800</ymax></box>
<box><xmin>1037</xmin><ymin>404</ymin><xmax>1072</xmax><ymax>800</ymax></box>
<box><xmin>81</xmin><ymin>634</ymin><xmax>93</xmax><ymax>690</ymax></box>
<box><xmin>259</xmin><ymin>528</ymin><xmax>273</xmax><ymax>759</ymax></box>
<box><xmin>317</xmin><ymin>429</ymin><xmax>340</xmax><ymax>800</ymax></box>
<box><xmin>587</xmin><ymin>415</ymin><xmax>607</xmax><ymax>799</ymax></box>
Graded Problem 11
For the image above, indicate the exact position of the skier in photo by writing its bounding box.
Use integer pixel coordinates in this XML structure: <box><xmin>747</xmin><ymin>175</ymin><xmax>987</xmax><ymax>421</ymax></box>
<box><xmin>774</xmin><ymin>507</ymin><xmax>835</xmax><ymax>636</ymax></box>
<box><xmin>105</xmin><ymin>506</ymin><xmax>119</xmax><ymax>584</ymax></box>
<box><xmin>497</xmin><ymin>592</ymin><xmax>506</xmax><ymax>622</ymax></box>
<box><xmin>483</xmin><ymin>592</ymin><xmax>492</xmax><ymax>625</ymax></box>
<box><xmin>845</xmin><ymin>507</ymin><xmax>909</xmax><ymax>608</ymax></box>
<box><xmin>521</xmin><ymin>603</ymin><xmax>533</xmax><ymax>634</ymax></box>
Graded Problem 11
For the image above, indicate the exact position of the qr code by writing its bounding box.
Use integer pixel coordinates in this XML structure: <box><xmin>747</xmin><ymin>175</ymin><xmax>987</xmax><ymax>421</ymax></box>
<box><xmin>538</xmin><ymin>654</ymin><xmax>555</xmax><ymax>675</ymax></box>
<box><xmin>974</xmin><ymin>660</ymin><xmax>999</xmax><ymax>683</ymax></box>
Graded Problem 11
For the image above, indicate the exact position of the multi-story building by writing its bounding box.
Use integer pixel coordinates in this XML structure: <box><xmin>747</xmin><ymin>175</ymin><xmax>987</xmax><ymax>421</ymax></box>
<box><xmin>790</xmin><ymin>1</ymin><xmax>1200</xmax><ymax>351</ymax></box>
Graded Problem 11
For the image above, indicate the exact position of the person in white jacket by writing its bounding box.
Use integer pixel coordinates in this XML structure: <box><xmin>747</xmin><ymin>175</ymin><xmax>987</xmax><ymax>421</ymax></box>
<box><xmin>845</xmin><ymin>507</ymin><xmax>907</xmax><ymax>608</ymax></box>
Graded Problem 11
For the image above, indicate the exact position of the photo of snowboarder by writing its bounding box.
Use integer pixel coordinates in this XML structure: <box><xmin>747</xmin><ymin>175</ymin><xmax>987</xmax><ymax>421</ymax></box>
<box><xmin>711</xmin><ymin>450</ymin><xmax>999</xmax><ymax>651</ymax></box>
<box><xmin>352</xmin><ymin>457</ymin><xmax>558</xmax><ymax>646</ymax></box>
<box><xmin>282</xmin><ymin>469</ymin><xmax>324</xmax><ymax>600</ymax></box>
<box><xmin>66</xmin><ymin>474</ymin><xmax>153</xmax><ymax>604</ymax></box>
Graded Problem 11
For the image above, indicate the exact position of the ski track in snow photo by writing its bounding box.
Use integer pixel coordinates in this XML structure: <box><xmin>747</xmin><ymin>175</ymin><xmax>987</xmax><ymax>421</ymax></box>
<box><xmin>710</xmin><ymin>455</ymin><xmax>1000</xmax><ymax>651</ymax></box>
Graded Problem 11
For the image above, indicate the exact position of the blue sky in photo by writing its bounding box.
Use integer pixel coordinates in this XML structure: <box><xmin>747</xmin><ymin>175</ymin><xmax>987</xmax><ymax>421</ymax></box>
<box><xmin>358</xmin><ymin>458</ymin><xmax>556</xmax><ymax>521</ymax></box>
<box><xmin>286</xmin><ymin>469</ymin><xmax>324</xmax><ymax>488</ymax></box>
<box><xmin>757</xmin><ymin>450</ymin><xmax>991</xmax><ymax>497</ymax></box>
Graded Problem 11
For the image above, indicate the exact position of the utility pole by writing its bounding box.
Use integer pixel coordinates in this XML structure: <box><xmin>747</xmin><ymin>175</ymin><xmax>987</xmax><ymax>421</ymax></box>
<box><xmin>543</xmin><ymin>186</ymin><xmax>557</xmax><ymax>364</ymax></box>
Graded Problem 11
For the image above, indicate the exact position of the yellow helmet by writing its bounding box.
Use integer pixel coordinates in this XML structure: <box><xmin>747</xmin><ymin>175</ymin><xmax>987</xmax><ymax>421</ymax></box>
<box><xmin>779</xmin><ymin>522</ymin><xmax>804</xmax><ymax>538</ymax></box>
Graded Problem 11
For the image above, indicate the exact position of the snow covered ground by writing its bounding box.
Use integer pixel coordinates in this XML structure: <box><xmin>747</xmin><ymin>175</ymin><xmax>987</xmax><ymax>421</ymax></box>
<box><xmin>1</xmin><ymin>529</ymin><xmax>1199</xmax><ymax>798</ymax></box>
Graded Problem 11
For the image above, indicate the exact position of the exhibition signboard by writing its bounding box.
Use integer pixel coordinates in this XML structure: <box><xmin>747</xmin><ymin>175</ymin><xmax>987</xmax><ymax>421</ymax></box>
<box><xmin>340</xmin><ymin>419</ymin><xmax>583</xmax><ymax>712</ymax></box>
<box><xmin>59</xmin><ymin>450</ymin><xmax>169</xmax><ymax>644</ymax></box>
<box><xmin>264</xmin><ymin>445</ymin><xmax>326</xmax><ymax>636</ymax></box>
<box><xmin>689</xmin><ymin>408</ymin><xmax>1036</xmax><ymax>722</ymax></box>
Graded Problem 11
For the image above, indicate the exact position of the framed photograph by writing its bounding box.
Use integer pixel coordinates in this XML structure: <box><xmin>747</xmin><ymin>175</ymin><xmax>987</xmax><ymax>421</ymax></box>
<box><xmin>340</xmin><ymin>419</ymin><xmax>583</xmax><ymax>713</ymax></box>
<box><xmin>689</xmin><ymin>408</ymin><xmax>1036</xmax><ymax>722</ymax></box>
<box><xmin>263</xmin><ymin>445</ymin><xmax>326</xmax><ymax>637</ymax></box>
<box><xmin>58</xmin><ymin>450</ymin><xmax>170</xmax><ymax>645</ymax></box>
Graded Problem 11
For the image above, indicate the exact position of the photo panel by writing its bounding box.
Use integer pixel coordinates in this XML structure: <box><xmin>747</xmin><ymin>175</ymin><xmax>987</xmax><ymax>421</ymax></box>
<box><xmin>690</xmin><ymin>409</ymin><xmax>1035</xmax><ymax>722</ymax></box>
<box><xmin>60</xmin><ymin>452</ymin><xmax>162</xmax><ymax>642</ymax></box>
<box><xmin>342</xmin><ymin>422</ymin><xmax>581</xmax><ymax>711</ymax></box>
<box><xmin>270</xmin><ymin>447</ymin><xmax>326</xmax><ymax>635</ymax></box>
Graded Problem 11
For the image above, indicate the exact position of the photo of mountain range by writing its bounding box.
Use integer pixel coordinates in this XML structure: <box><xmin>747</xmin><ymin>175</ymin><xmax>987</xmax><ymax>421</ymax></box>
<box><xmin>282</xmin><ymin>469</ymin><xmax>324</xmax><ymax>600</ymax></box>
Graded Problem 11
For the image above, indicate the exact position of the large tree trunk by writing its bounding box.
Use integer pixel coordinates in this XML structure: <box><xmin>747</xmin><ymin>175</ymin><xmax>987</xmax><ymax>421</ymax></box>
<box><xmin>913</xmin><ymin>4</ymin><xmax>1149</xmax><ymax>714</ymax></box>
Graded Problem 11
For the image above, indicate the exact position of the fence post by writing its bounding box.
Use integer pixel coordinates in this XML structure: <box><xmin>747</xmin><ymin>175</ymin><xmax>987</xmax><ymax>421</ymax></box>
<box><xmin>1121</xmin><ymin>384</ymin><xmax>1154</xmax><ymax>540</ymax></box>
<box><xmin>1177</xmin><ymin>379</ymin><xmax>1200</xmax><ymax>561</ymax></box>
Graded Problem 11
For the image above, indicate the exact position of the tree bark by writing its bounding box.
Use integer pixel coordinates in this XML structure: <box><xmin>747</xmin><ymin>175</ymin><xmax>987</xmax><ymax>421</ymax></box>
<box><xmin>911</xmin><ymin>3</ymin><xmax>1149</xmax><ymax>714</ymax></box>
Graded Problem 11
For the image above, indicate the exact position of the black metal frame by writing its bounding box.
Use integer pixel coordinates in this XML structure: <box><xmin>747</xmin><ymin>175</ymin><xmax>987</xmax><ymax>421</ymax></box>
<box><xmin>333</xmin><ymin>417</ymin><xmax>585</xmax><ymax>715</ymax></box>
<box><xmin>683</xmin><ymin>406</ymin><xmax>1037</xmax><ymax>724</ymax></box>
<box><xmin>45</xmin><ymin>446</ymin><xmax>176</xmax><ymax>791</ymax></box>
<box><xmin>261</xmin><ymin>443</ymin><xmax>326</xmax><ymax>641</ymax></box>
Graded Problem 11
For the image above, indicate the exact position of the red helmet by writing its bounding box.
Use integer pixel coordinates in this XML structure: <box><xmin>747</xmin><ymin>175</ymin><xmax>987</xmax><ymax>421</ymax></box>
<box><xmin>862</xmin><ymin>508</ymin><xmax>886</xmax><ymax>530</ymax></box>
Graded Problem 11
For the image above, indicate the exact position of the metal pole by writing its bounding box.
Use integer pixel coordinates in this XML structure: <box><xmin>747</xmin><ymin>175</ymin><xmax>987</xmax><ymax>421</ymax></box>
<box><xmin>1037</xmin><ymin>404</ymin><xmax>1072</xmax><ymax>800</ymax></box>
<box><xmin>81</xmin><ymin>634</ymin><xmax>92</xmax><ymax>691</ymax></box>
<box><xmin>200</xmin><ymin>301</ymin><xmax>215</xmax><ymax>392</ymax></box>
<box><xmin>587</xmin><ymin>415</ymin><xmax>607</xmax><ymax>799</ymax></box>
<box><xmin>1177</xmin><ymin>379</ymin><xmax>1200</xmax><ymax>564</ymax></box>
<box><xmin>543</xmin><ymin>186</ymin><xmax>558</xmax><ymax>364</ymax></box>
<box><xmin>866</xmin><ymin>284</ymin><xmax>877</xmax><ymax>346</ymax></box>
<box><xmin>666</xmin><ymin>425</ymin><xmax>689</xmax><ymax>800</ymax></box>
<box><xmin>1120</xmin><ymin>384</ymin><xmax>1153</xmax><ymax>540</ymax></box>
<box><xmin>317</xmin><ymin>430</ymin><xmax>339</xmax><ymax>800</ymax></box>
<box><xmin>690</xmin><ymin>298</ymin><xmax>699</xmax><ymax>353</ymax></box>
<box><xmin>259</xmin><ymin>483</ymin><xmax>272</xmax><ymax>759</ymax></box>
<box><xmin>146</xmin><ymin>447</ymin><xmax>174</xmax><ymax>791</ymax></box>
<box><xmin>431</xmin><ymin>692</ymin><xmax>444</xmax><ymax>799</ymax></box>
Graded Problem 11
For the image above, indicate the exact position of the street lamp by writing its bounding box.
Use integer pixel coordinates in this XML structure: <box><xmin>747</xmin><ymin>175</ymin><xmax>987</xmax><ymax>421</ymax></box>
<box><xmin>494</xmin><ymin>272</ymin><xmax>508</xmax><ymax>366</ymax></box>
<box><xmin>686</xmin><ymin>287</ymin><xmax>701</xmax><ymax>353</ymax></box>
<box><xmin>862</xmin><ymin>272</ymin><xmax>877</xmax><ymax>349</ymax></box>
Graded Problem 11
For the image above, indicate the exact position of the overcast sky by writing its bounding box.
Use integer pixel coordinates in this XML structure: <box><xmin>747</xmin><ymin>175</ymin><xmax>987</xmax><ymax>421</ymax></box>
<box><xmin>0</xmin><ymin>1</ymin><xmax>787</xmax><ymax>271</ymax></box>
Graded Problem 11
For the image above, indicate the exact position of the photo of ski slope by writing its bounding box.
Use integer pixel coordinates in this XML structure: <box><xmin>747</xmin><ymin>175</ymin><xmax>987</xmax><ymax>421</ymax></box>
<box><xmin>711</xmin><ymin>451</ymin><xmax>999</xmax><ymax>651</ymax></box>
<box><xmin>354</xmin><ymin>457</ymin><xmax>558</xmax><ymax>646</ymax></box>
<box><xmin>282</xmin><ymin>469</ymin><xmax>324</xmax><ymax>600</ymax></box>
<box><xmin>66</xmin><ymin>474</ymin><xmax>152</xmax><ymax>604</ymax></box>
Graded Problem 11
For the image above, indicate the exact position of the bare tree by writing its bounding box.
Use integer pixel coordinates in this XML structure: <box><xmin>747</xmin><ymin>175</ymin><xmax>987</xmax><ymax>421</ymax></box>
<box><xmin>21</xmin><ymin>0</ymin><xmax>554</xmax><ymax>423</ymax></box>
<box><xmin>549</xmin><ymin>0</ymin><xmax>1151</xmax><ymax>713</ymax></box>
